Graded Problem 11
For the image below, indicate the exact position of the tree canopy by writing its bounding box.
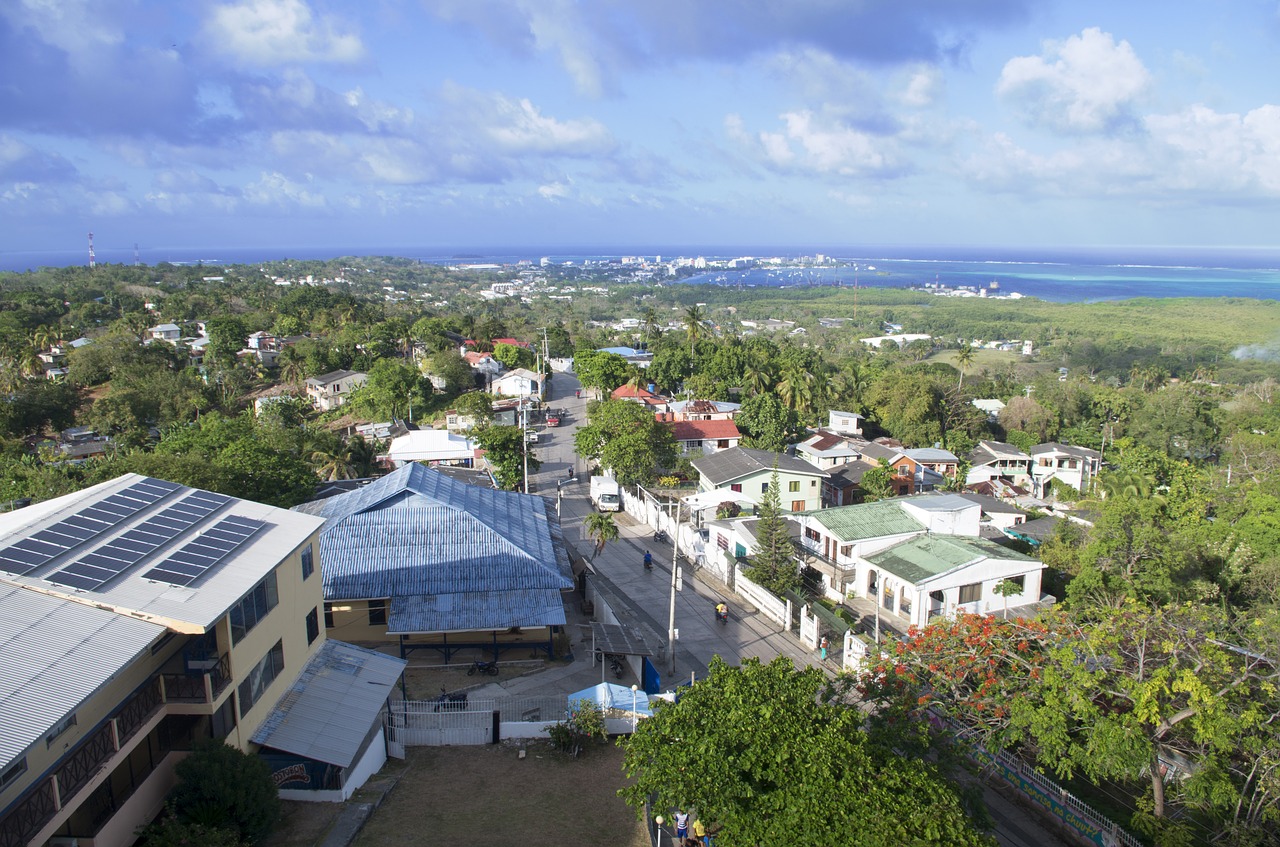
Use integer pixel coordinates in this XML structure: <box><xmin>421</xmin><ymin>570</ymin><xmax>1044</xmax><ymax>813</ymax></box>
<box><xmin>573</xmin><ymin>399</ymin><xmax>676</xmax><ymax>485</ymax></box>
<box><xmin>621</xmin><ymin>656</ymin><xmax>994</xmax><ymax>847</ymax></box>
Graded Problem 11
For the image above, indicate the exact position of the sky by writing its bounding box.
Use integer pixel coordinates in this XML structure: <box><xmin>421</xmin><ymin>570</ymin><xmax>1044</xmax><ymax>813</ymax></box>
<box><xmin>2</xmin><ymin>0</ymin><xmax>1279</xmax><ymax>257</ymax></box>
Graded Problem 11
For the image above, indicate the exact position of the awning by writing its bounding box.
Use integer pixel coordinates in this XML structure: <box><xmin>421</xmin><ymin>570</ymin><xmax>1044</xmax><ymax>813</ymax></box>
<box><xmin>251</xmin><ymin>640</ymin><xmax>406</xmax><ymax>768</ymax></box>
<box><xmin>568</xmin><ymin>682</ymin><xmax>653</xmax><ymax>718</ymax></box>
<box><xmin>589</xmin><ymin>621</ymin><xmax>653</xmax><ymax>657</ymax></box>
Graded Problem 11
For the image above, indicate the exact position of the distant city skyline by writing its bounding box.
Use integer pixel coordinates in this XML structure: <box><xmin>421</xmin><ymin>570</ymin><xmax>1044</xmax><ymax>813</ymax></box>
<box><xmin>2</xmin><ymin>1</ymin><xmax>1278</xmax><ymax>254</ymax></box>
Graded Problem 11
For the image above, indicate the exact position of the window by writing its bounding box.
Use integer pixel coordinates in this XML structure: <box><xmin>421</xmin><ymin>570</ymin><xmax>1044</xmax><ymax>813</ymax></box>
<box><xmin>46</xmin><ymin>713</ymin><xmax>77</xmax><ymax>747</ymax></box>
<box><xmin>811</xmin><ymin>479</ymin><xmax>817</xmax><ymax>487</ymax></box>
<box><xmin>958</xmin><ymin>583</ymin><xmax>982</xmax><ymax>604</ymax></box>
<box><xmin>788</xmin><ymin>480</ymin><xmax>800</xmax><ymax>492</ymax></box>
<box><xmin>368</xmin><ymin>598</ymin><xmax>387</xmax><ymax>627</ymax></box>
<box><xmin>791</xmin><ymin>500</ymin><xmax>805</xmax><ymax>512</ymax></box>
<box><xmin>230</xmin><ymin>572</ymin><xmax>279</xmax><ymax>645</ymax></box>
<box><xmin>730</xmin><ymin>484</ymin><xmax>742</xmax><ymax>493</ymax></box>
<box><xmin>324</xmin><ymin>602</ymin><xmax>335</xmax><ymax>629</ymax></box>
<box><xmin>761</xmin><ymin>483</ymin><xmax>769</xmax><ymax>493</ymax></box>
<box><xmin>804</xmin><ymin>527</ymin><xmax>821</xmax><ymax>542</ymax></box>
<box><xmin>839</xmin><ymin>544</ymin><xmax>852</xmax><ymax>557</ymax></box>
<box><xmin>306</xmin><ymin>608</ymin><xmax>320</xmax><ymax>644</ymax></box>
<box><xmin>238</xmin><ymin>641</ymin><xmax>284</xmax><ymax>718</ymax></box>
<box><xmin>0</xmin><ymin>757</ymin><xmax>26</xmax><ymax>790</ymax></box>
<box><xmin>1002</xmin><ymin>574</ymin><xmax>1026</xmax><ymax>591</ymax></box>
<box><xmin>301</xmin><ymin>545</ymin><xmax>314</xmax><ymax>580</ymax></box>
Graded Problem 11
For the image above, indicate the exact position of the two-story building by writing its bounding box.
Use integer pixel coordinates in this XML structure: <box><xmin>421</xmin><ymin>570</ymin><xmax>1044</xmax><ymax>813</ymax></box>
<box><xmin>0</xmin><ymin>474</ymin><xmax>404</xmax><ymax>847</ymax></box>
<box><xmin>1029</xmin><ymin>442</ymin><xmax>1103</xmax><ymax>497</ymax></box>
<box><xmin>146</xmin><ymin>323</ymin><xmax>182</xmax><ymax>344</ymax></box>
<box><xmin>305</xmin><ymin>370</ymin><xmax>368</xmax><ymax>412</ymax></box>
<box><xmin>691</xmin><ymin>447</ymin><xmax>828</xmax><ymax>513</ymax></box>
<box><xmin>966</xmin><ymin>440</ymin><xmax>1033</xmax><ymax>489</ymax></box>
<box><xmin>794</xmin><ymin>430</ymin><xmax>869</xmax><ymax>470</ymax></box>
<box><xmin>665</xmin><ymin>399</ymin><xmax>740</xmax><ymax>421</ymax></box>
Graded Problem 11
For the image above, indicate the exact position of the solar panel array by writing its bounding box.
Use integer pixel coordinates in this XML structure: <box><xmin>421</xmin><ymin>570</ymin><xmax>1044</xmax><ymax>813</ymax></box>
<box><xmin>0</xmin><ymin>478</ymin><xmax>181</xmax><ymax>577</ymax></box>
<box><xmin>143</xmin><ymin>515</ymin><xmax>267</xmax><ymax>587</ymax></box>
<box><xmin>47</xmin><ymin>490</ymin><xmax>232</xmax><ymax>592</ymax></box>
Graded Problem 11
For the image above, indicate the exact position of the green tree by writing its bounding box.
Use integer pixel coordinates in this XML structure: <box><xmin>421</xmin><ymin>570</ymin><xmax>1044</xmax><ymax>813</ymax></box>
<box><xmin>621</xmin><ymin>657</ymin><xmax>994</xmax><ymax>847</ymax></box>
<box><xmin>584</xmin><ymin>510</ymin><xmax>619</xmax><ymax>558</ymax></box>
<box><xmin>954</xmin><ymin>344</ymin><xmax>975</xmax><ymax>389</ymax></box>
<box><xmin>573</xmin><ymin>350</ymin><xmax>632</xmax><ymax>396</ymax></box>
<box><xmin>473</xmin><ymin>424</ymin><xmax>537</xmax><ymax>490</ymax></box>
<box><xmin>452</xmin><ymin>390</ymin><xmax>495</xmax><ymax>428</ymax></box>
<box><xmin>425</xmin><ymin>350</ymin><xmax>476</xmax><ymax>396</ymax></box>
<box><xmin>204</xmin><ymin>317</ymin><xmax>249</xmax><ymax>367</ymax></box>
<box><xmin>744</xmin><ymin>468</ymin><xmax>800</xmax><ymax>593</ymax></box>
<box><xmin>170</xmin><ymin>738</ymin><xmax>279</xmax><ymax>844</ymax></box>
<box><xmin>573</xmin><ymin>399</ymin><xmax>676</xmax><ymax>486</ymax></box>
<box><xmin>137</xmin><ymin>813</ymin><xmax>246</xmax><ymax>847</ymax></box>
<box><xmin>492</xmin><ymin>342</ymin><xmax>531</xmax><ymax>370</ymax></box>
<box><xmin>346</xmin><ymin>359</ymin><xmax>432</xmax><ymax>422</ymax></box>
<box><xmin>860</xmin><ymin>460</ymin><xmax>894</xmax><ymax>502</ymax></box>
<box><xmin>683</xmin><ymin>304</ymin><xmax>706</xmax><ymax>358</ymax></box>
<box><xmin>736</xmin><ymin>393</ymin><xmax>796</xmax><ymax>453</ymax></box>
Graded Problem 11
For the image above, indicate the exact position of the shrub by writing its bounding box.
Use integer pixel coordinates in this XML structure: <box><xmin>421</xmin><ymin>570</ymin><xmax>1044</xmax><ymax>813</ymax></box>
<box><xmin>170</xmin><ymin>739</ymin><xmax>279</xmax><ymax>844</ymax></box>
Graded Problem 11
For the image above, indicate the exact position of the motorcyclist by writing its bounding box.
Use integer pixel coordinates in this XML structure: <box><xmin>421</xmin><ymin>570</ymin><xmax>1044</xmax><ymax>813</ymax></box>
<box><xmin>715</xmin><ymin>602</ymin><xmax>728</xmax><ymax>622</ymax></box>
<box><xmin>643</xmin><ymin>551</ymin><xmax>653</xmax><ymax>570</ymax></box>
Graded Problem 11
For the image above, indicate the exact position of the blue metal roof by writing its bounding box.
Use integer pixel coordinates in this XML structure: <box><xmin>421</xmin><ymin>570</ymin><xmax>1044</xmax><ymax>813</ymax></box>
<box><xmin>299</xmin><ymin>465</ymin><xmax>572</xmax><ymax>632</ymax></box>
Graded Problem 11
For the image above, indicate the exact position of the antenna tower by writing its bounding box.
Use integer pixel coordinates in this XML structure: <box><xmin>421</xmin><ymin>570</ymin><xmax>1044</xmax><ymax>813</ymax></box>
<box><xmin>88</xmin><ymin>232</ymin><xmax>96</xmax><ymax>268</ymax></box>
<box><xmin>133</xmin><ymin>243</ymin><xmax>140</xmax><ymax>265</ymax></box>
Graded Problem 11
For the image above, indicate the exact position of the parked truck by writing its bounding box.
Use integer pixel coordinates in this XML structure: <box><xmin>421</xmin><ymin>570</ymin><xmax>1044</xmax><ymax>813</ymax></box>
<box><xmin>590</xmin><ymin>476</ymin><xmax>622</xmax><ymax>512</ymax></box>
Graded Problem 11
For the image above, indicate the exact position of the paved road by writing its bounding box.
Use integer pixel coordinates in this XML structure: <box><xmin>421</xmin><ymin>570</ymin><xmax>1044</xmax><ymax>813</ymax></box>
<box><xmin>525</xmin><ymin>372</ymin><xmax>1074</xmax><ymax>847</ymax></box>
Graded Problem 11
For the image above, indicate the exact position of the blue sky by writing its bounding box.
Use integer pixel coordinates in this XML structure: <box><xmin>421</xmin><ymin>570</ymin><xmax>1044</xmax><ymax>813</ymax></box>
<box><xmin>2</xmin><ymin>0</ymin><xmax>1279</xmax><ymax>256</ymax></box>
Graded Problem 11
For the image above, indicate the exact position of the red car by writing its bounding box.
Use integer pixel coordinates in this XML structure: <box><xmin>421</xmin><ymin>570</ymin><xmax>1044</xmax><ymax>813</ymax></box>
<box><xmin>546</xmin><ymin>413</ymin><xmax>561</xmax><ymax>427</ymax></box>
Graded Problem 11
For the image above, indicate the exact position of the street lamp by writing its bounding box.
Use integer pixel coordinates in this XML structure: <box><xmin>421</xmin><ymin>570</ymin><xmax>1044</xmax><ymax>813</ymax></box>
<box><xmin>654</xmin><ymin>815</ymin><xmax>666</xmax><ymax>847</ymax></box>
<box><xmin>631</xmin><ymin>683</ymin><xmax>639</xmax><ymax>732</ymax></box>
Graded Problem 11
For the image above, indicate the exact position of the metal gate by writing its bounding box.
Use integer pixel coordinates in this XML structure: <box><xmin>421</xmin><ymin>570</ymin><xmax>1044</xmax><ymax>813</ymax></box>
<box><xmin>389</xmin><ymin>699</ymin><xmax>495</xmax><ymax>746</ymax></box>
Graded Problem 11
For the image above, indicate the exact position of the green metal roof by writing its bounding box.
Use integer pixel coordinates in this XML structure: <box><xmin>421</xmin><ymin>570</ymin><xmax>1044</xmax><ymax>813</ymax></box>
<box><xmin>866</xmin><ymin>535</ymin><xmax>1037</xmax><ymax>584</ymax></box>
<box><xmin>808</xmin><ymin>500</ymin><xmax>924</xmax><ymax>541</ymax></box>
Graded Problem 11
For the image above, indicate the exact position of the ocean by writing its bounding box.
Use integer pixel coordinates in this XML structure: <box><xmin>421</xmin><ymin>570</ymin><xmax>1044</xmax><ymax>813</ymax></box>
<box><xmin>2</xmin><ymin>244</ymin><xmax>1279</xmax><ymax>304</ymax></box>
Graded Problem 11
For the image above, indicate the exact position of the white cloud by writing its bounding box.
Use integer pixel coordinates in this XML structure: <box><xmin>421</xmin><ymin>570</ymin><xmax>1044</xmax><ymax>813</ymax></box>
<box><xmin>899</xmin><ymin>66</ymin><xmax>943</xmax><ymax>109</ymax></box>
<box><xmin>728</xmin><ymin>109</ymin><xmax>901</xmax><ymax>177</ymax></box>
<box><xmin>3</xmin><ymin>0</ymin><xmax>123</xmax><ymax>53</ymax></box>
<box><xmin>537</xmin><ymin>182</ymin><xmax>569</xmax><ymax>200</ymax></box>
<box><xmin>1144</xmin><ymin>104</ymin><xmax>1280</xmax><ymax>194</ymax></box>
<box><xmin>997</xmin><ymin>28</ymin><xmax>1150</xmax><ymax>134</ymax></box>
<box><xmin>439</xmin><ymin>86</ymin><xmax>616</xmax><ymax>157</ymax></box>
<box><xmin>243</xmin><ymin>171</ymin><xmax>328</xmax><ymax>207</ymax></box>
<box><xmin>204</xmin><ymin>0</ymin><xmax>364</xmax><ymax>66</ymax></box>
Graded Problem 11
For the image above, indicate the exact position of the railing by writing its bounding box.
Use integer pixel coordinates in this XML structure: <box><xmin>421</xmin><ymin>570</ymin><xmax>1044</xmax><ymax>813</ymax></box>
<box><xmin>0</xmin><ymin>677</ymin><xmax>164</xmax><ymax>847</ymax></box>
<box><xmin>161</xmin><ymin>653</ymin><xmax>230</xmax><ymax>703</ymax></box>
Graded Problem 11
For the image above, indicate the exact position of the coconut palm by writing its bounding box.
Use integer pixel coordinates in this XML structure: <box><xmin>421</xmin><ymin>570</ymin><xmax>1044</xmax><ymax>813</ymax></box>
<box><xmin>683</xmin><ymin>305</ymin><xmax>706</xmax><ymax>358</ymax></box>
<box><xmin>954</xmin><ymin>344</ymin><xmax>975</xmax><ymax>389</ymax></box>
<box><xmin>584</xmin><ymin>511</ymin><xmax>619</xmax><ymax>559</ymax></box>
<box><xmin>642</xmin><ymin>308</ymin><xmax>664</xmax><ymax>346</ymax></box>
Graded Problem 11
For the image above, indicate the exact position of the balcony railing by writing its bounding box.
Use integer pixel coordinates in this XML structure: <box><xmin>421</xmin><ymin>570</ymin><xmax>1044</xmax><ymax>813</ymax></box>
<box><xmin>0</xmin><ymin>677</ymin><xmax>162</xmax><ymax>847</ymax></box>
<box><xmin>161</xmin><ymin>652</ymin><xmax>231</xmax><ymax>703</ymax></box>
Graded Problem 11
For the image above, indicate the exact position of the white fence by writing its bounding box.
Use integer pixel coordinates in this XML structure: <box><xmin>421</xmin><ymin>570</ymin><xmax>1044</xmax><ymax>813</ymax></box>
<box><xmin>733</xmin><ymin>564</ymin><xmax>792</xmax><ymax>630</ymax></box>
<box><xmin>386</xmin><ymin>695</ymin><xmax>644</xmax><ymax>747</ymax></box>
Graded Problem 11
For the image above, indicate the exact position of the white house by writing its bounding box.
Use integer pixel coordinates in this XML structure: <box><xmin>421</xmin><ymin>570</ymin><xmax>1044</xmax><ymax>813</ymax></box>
<box><xmin>861</xmin><ymin>534</ymin><xmax>1044</xmax><ymax>628</ymax></box>
<box><xmin>147</xmin><ymin>323</ymin><xmax>182</xmax><ymax>343</ymax></box>
<box><xmin>381</xmin><ymin>430</ymin><xmax>479</xmax><ymax>469</ymax></box>
<box><xmin>305</xmin><ymin>370</ymin><xmax>368</xmax><ymax>412</ymax></box>
<box><xmin>692</xmin><ymin>447</ymin><xmax>829</xmax><ymax>513</ymax></box>
<box><xmin>794</xmin><ymin>430</ymin><xmax>869</xmax><ymax>470</ymax></box>
<box><xmin>1029</xmin><ymin>443</ymin><xmax>1103</xmax><ymax>497</ymax></box>
<box><xmin>967</xmin><ymin>440</ymin><xmax>1032</xmax><ymax>489</ymax></box>
<box><xmin>827</xmin><ymin>410</ymin><xmax>864</xmax><ymax>435</ymax></box>
<box><xmin>489</xmin><ymin>367</ymin><xmax>543</xmax><ymax>400</ymax></box>
<box><xmin>667</xmin><ymin>419</ymin><xmax>741</xmax><ymax>456</ymax></box>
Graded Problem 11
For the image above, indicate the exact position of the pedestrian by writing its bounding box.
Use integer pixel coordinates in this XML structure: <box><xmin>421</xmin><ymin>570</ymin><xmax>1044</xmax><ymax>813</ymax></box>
<box><xmin>819</xmin><ymin>635</ymin><xmax>829</xmax><ymax>661</ymax></box>
<box><xmin>693</xmin><ymin>817</ymin><xmax>711</xmax><ymax>846</ymax></box>
<box><xmin>674</xmin><ymin>810</ymin><xmax>690</xmax><ymax>843</ymax></box>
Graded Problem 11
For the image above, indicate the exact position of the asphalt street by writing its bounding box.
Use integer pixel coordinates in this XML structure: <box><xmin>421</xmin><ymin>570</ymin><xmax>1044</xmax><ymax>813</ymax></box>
<box><xmin>520</xmin><ymin>371</ymin><xmax>1074</xmax><ymax>847</ymax></box>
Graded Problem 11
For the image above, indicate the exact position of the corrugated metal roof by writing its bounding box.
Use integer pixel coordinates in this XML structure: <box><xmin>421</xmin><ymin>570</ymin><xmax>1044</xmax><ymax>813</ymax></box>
<box><xmin>0</xmin><ymin>474</ymin><xmax>324</xmax><ymax>634</ymax></box>
<box><xmin>388</xmin><ymin>589</ymin><xmax>566</xmax><ymax>633</ymax></box>
<box><xmin>809</xmin><ymin>500</ymin><xmax>924</xmax><ymax>541</ymax></box>
<box><xmin>300</xmin><ymin>465</ymin><xmax>572</xmax><ymax>632</ymax></box>
<box><xmin>250</xmin><ymin>640</ymin><xmax>405</xmax><ymax>768</ymax></box>
<box><xmin>692</xmin><ymin>447</ymin><xmax>828</xmax><ymax>486</ymax></box>
<box><xmin>0</xmin><ymin>583</ymin><xmax>166</xmax><ymax>768</ymax></box>
<box><xmin>866</xmin><ymin>535</ymin><xmax>1038</xmax><ymax>584</ymax></box>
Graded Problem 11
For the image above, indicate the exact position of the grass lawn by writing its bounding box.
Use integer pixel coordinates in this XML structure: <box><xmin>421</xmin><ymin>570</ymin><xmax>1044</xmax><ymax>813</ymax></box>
<box><xmin>353</xmin><ymin>742</ymin><xmax>648</xmax><ymax>847</ymax></box>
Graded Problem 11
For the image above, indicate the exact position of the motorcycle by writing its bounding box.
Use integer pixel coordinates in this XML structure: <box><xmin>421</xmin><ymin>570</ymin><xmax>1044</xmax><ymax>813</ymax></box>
<box><xmin>433</xmin><ymin>686</ymin><xmax>469</xmax><ymax>712</ymax></box>
<box><xmin>652</xmin><ymin>529</ymin><xmax>669</xmax><ymax>544</ymax></box>
<box><xmin>715</xmin><ymin>605</ymin><xmax>729</xmax><ymax>625</ymax></box>
<box><xmin>467</xmin><ymin>659</ymin><xmax>500</xmax><ymax>676</ymax></box>
<box><xmin>596</xmin><ymin>651</ymin><xmax>625</xmax><ymax>679</ymax></box>
<box><xmin>643</xmin><ymin>552</ymin><xmax>653</xmax><ymax>572</ymax></box>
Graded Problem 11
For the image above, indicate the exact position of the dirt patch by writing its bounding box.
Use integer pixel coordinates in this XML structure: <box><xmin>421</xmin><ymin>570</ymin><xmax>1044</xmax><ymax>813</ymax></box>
<box><xmin>264</xmin><ymin>798</ymin><xmax>343</xmax><ymax>847</ymax></box>
<box><xmin>354</xmin><ymin>742</ymin><xmax>648</xmax><ymax>847</ymax></box>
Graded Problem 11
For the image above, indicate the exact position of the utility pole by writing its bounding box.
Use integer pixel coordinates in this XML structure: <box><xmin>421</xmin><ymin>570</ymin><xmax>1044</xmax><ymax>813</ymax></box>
<box><xmin>521</xmin><ymin>400</ymin><xmax>529</xmax><ymax>494</ymax></box>
<box><xmin>667</xmin><ymin>499</ymin><xmax>679</xmax><ymax>675</ymax></box>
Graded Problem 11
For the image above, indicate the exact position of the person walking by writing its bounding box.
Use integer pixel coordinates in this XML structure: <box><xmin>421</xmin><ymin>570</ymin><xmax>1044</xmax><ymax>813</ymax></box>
<box><xmin>819</xmin><ymin>635</ymin><xmax>829</xmax><ymax>661</ymax></box>
<box><xmin>674</xmin><ymin>810</ymin><xmax>690</xmax><ymax>843</ymax></box>
<box><xmin>693</xmin><ymin>817</ymin><xmax>711</xmax><ymax>846</ymax></box>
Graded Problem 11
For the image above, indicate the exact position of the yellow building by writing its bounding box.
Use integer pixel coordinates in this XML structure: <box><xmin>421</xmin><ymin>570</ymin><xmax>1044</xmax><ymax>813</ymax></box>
<box><xmin>0</xmin><ymin>474</ymin><xmax>401</xmax><ymax>847</ymax></box>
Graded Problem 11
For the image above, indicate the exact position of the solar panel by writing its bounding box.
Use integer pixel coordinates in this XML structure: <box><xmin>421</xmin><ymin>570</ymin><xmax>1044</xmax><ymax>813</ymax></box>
<box><xmin>144</xmin><ymin>515</ymin><xmax>267</xmax><ymax>587</ymax></box>
<box><xmin>46</xmin><ymin>489</ymin><xmax>232</xmax><ymax>592</ymax></box>
<box><xmin>0</xmin><ymin>478</ymin><xmax>182</xmax><ymax>577</ymax></box>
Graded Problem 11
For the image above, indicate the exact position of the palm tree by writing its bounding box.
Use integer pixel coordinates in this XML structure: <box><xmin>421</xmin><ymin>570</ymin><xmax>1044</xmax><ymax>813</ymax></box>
<box><xmin>683</xmin><ymin>304</ymin><xmax>706</xmax><ymax>359</ymax></box>
<box><xmin>346</xmin><ymin>435</ymin><xmax>379</xmax><ymax>478</ymax></box>
<box><xmin>642</xmin><ymin>308</ymin><xmax>664</xmax><ymax>346</ymax></box>
<box><xmin>954</xmin><ymin>344</ymin><xmax>975</xmax><ymax>389</ymax></box>
<box><xmin>309</xmin><ymin>441</ymin><xmax>358</xmax><ymax>481</ymax></box>
<box><xmin>584</xmin><ymin>511</ymin><xmax>619</xmax><ymax>559</ymax></box>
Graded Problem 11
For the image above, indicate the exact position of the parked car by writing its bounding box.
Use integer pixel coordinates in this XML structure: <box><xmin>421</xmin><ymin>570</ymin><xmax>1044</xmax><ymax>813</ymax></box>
<box><xmin>546</xmin><ymin>412</ymin><xmax>561</xmax><ymax>427</ymax></box>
